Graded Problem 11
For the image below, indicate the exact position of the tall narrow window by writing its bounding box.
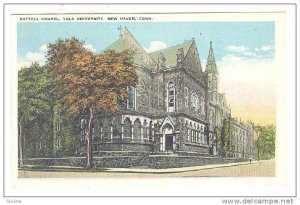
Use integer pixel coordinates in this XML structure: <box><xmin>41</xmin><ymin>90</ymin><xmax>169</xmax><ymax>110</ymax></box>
<box><xmin>57</xmin><ymin>121</ymin><xmax>61</xmax><ymax>131</ymax></box>
<box><xmin>57</xmin><ymin>138</ymin><xmax>62</xmax><ymax>149</ymax></box>
<box><xmin>191</xmin><ymin>91</ymin><xmax>198</xmax><ymax>110</ymax></box>
<box><xmin>184</xmin><ymin>87</ymin><xmax>188</xmax><ymax>107</ymax></box>
<box><xmin>92</xmin><ymin>127</ymin><xmax>95</xmax><ymax>140</ymax></box>
<box><xmin>157</xmin><ymin>83</ymin><xmax>160</xmax><ymax>107</ymax></box>
<box><xmin>127</xmin><ymin>86</ymin><xmax>136</xmax><ymax>110</ymax></box>
<box><xmin>200</xmin><ymin>97</ymin><xmax>205</xmax><ymax>114</ymax></box>
<box><xmin>57</xmin><ymin>109</ymin><xmax>62</xmax><ymax>131</ymax></box>
<box><xmin>167</xmin><ymin>81</ymin><xmax>175</xmax><ymax>112</ymax></box>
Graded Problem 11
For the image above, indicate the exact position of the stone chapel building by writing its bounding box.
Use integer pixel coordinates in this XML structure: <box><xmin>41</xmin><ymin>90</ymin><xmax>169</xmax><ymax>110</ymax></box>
<box><xmin>77</xmin><ymin>28</ymin><xmax>253</xmax><ymax>158</ymax></box>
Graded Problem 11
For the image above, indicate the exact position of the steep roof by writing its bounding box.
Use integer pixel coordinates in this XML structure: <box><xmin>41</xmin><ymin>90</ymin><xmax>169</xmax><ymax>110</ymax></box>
<box><xmin>149</xmin><ymin>40</ymin><xmax>194</xmax><ymax>68</ymax></box>
<box><xmin>103</xmin><ymin>27</ymin><xmax>156</xmax><ymax>69</ymax></box>
<box><xmin>104</xmin><ymin>38</ymin><xmax>148</xmax><ymax>67</ymax></box>
<box><xmin>206</xmin><ymin>41</ymin><xmax>218</xmax><ymax>74</ymax></box>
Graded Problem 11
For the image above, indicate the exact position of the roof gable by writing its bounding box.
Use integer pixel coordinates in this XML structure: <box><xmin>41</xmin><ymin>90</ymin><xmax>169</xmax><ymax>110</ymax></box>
<box><xmin>102</xmin><ymin>28</ymin><xmax>156</xmax><ymax>70</ymax></box>
<box><xmin>149</xmin><ymin>40</ymin><xmax>194</xmax><ymax>69</ymax></box>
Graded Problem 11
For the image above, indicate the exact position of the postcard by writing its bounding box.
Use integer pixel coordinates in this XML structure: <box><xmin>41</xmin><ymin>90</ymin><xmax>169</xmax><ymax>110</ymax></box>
<box><xmin>3</xmin><ymin>3</ymin><xmax>297</xmax><ymax>200</ymax></box>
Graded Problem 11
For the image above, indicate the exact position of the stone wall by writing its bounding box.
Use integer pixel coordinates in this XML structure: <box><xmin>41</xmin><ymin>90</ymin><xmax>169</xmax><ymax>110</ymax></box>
<box><xmin>181</xmin><ymin>143</ymin><xmax>209</xmax><ymax>154</ymax></box>
<box><xmin>148</xmin><ymin>155</ymin><xmax>242</xmax><ymax>169</ymax></box>
<box><xmin>22</xmin><ymin>153</ymin><xmax>245</xmax><ymax>169</ymax></box>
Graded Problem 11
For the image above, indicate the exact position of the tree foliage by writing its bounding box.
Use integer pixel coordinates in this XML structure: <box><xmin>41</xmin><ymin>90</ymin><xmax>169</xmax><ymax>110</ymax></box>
<box><xmin>47</xmin><ymin>38</ymin><xmax>138</xmax><ymax>117</ymax></box>
<box><xmin>18</xmin><ymin>63</ymin><xmax>55</xmax><ymax>162</ymax></box>
<box><xmin>253</xmin><ymin>124</ymin><xmax>276</xmax><ymax>160</ymax></box>
<box><xmin>46</xmin><ymin>38</ymin><xmax>138</xmax><ymax>167</ymax></box>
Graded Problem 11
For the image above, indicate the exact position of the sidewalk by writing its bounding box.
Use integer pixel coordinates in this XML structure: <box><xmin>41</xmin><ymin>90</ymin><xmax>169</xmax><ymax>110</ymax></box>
<box><xmin>21</xmin><ymin>160</ymin><xmax>263</xmax><ymax>174</ymax></box>
<box><xmin>107</xmin><ymin>160</ymin><xmax>261</xmax><ymax>174</ymax></box>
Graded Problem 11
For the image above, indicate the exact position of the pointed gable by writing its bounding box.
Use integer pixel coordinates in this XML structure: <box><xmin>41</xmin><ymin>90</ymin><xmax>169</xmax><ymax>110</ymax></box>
<box><xmin>206</xmin><ymin>41</ymin><xmax>218</xmax><ymax>74</ymax></box>
<box><xmin>103</xmin><ymin>27</ymin><xmax>157</xmax><ymax>70</ymax></box>
<box><xmin>149</xmin><ymin>40</ymin><xmax>194</xmax><ymax>69</ymax></box>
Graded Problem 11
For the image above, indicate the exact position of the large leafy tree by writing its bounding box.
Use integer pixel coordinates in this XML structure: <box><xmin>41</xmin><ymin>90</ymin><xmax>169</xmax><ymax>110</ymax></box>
<box><xmin>47</xmin><ymin>38</ymin><xmax>138</xmax><ymax>168</ymax></box>
<box><xmin>253</xmin><ymin>124</ymin><xmax>276</xmax><ymax>160</ymax></box>
<box><xmin>18</xmin><ymin>63</ymin><xmax>54</xmax><ymax>166</ymax></box>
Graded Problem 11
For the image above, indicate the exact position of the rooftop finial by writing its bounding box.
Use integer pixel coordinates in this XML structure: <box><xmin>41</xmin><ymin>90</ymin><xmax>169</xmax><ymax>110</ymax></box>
<box><xmin>118</xmin><ymin>25</ymin><xmax>122</xmax><ymax>38</ymax></box>
<box><xmin>210</xmin><ymin>41</ymin><xmax>212</xmax><ymax>48</ymax></box>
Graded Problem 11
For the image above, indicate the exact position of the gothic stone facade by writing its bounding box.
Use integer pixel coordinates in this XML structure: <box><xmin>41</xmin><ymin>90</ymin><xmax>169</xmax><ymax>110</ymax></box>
<box><xmin>78</xmin><ymin>28</ymin><xmax>253</xmax><ymax>158</ymax></box>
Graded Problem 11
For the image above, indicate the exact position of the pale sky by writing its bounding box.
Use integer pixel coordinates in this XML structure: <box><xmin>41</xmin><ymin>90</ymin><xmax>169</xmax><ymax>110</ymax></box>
<box><xmin>17</xmin><ymin>22</ymin><xmax>275</xmax><ymax>125</ymax></box>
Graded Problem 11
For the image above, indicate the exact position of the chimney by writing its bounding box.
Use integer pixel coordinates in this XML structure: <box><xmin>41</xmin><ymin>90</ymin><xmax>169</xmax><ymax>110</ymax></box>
<box><xmin>176</xmin><ymin>48</ymin><xmax>184</xmax><ymax>65</ymax></box>
<box><xmin>158</xmin><ymin>52</ymin><xmax>166</xmax><ymax>69</ymax></box>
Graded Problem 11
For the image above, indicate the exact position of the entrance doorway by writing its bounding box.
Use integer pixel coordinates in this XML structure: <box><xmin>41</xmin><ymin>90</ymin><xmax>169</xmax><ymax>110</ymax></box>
<box><xmin>165</xmin><ymin>134</ymin><xmax>174</xmax><ymax>151</ymax></box>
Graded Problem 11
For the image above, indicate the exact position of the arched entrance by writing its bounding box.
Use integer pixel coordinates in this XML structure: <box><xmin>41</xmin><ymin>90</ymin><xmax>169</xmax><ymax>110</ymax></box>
<box><xmin>160</xmin><ymin>123</ymin><xmax>175</xmax><ymax>152</ymax></box>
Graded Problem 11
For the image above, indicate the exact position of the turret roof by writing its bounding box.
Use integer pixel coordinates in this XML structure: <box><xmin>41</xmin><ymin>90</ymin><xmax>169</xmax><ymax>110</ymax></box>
<box><xmin>206</xmin><ymin>41</ymin><xmax>218</xmax><ymax>74</ymax></box>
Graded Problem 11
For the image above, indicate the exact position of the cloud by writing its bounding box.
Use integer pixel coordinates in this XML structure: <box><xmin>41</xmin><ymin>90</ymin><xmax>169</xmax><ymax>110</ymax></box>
<box><xmin>18</xmin><ymin>43</ymin><xmax>97</xmax><ymax>70</ymax></box>
<box><xmin>83</xmin><ymin>44</ymin><xmax>97</xmax><ymax>53</ymax></box>
<box><xmin>226</xmin><ymin>45</ymin><xmax>249</xmax><ymax>53</ymax></box>
<box><xmin>217</xmin><ymin>54</ymin><xmax>276</xmax><ymax>108</ymax></box>
<box><xmin>225</xmin><ymin>45</ymin><xmax>256</xmax><ymax>57</ymax></box>
<box><xmin>18</xmin><ymin>44</ymin><xmax>48</xmax><ymax>70</ymax></box>
<box><xmin>144</xmin><ymin>41</ymin><xmax>167</xmax><ymax>53</ymax></box>
<box><xmin>255</xmin><ymin>44</ymin><xmax>274</xmax><ymax>52</ymax></box>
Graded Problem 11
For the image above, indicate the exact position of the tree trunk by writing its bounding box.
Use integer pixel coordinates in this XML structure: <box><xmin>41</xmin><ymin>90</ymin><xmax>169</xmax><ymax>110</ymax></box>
<box><xmin>257</xmin><ymin>137</ymin><xmax>260</xmax><ymax>161</ymax></box>
<box><xmin>18</xmin><ymin>122</ymin><xmax>23</xmax><ymax>167</ymax></box>
<box><xmin>86</xmin><ymin>107</ymin><xmax>94</xmax><ymax>168</ymax></box>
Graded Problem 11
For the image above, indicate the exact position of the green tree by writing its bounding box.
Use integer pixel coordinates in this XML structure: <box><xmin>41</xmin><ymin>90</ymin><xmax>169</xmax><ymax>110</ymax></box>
<box><xmin>253</xmin><ymin>124</ymin><xmax>276</xmax><ymax>160</ymax></box>
<box><xmin>260</xmin><ymin>125</ymin><xmax>276</xmax><ymax>159</ymax></box>
<box><xmin>47</xmin><ymin>38</ymin><xmax>138</xmax><ymax>168</ymax></box>
<box><xmin>225</xmin><ymin>119</ymin><xmax>233</xmax><ymax>157</ymax></box>
<box><xmin>215</xmin><ymin>126</ymin><xmax>222</xmax><ymax>155</ymax></box>
<box><xmin>253</xmin><ymin>125</ymin><xmax>262</xmax><ymax>160</ymax></box>
<box><xmin>18</xmin><ymin>63</ymin><xmax>55</xmax><ymax>165</ymax></box>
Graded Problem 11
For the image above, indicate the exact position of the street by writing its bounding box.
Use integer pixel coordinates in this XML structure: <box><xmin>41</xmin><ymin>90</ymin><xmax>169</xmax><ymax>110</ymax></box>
<box><xmin>18</xmin><ymin>159</ymin><xmax>275</xmax><ymax>178</ymax></box>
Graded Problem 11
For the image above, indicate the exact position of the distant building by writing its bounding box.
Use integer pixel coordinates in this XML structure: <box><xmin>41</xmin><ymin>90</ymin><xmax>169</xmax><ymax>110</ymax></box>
<box><xmin>232</xmin><ymin>119</ymin><xmax>254</xmax><ymax>158</ymax></box>
<box><xmin>74</xmin><ymin>28</ymin><xmax>253</xmax><ymax>158</ymax></box>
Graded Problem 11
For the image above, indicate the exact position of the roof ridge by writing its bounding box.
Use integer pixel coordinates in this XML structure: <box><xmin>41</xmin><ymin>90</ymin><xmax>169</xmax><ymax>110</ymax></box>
<box><xmin>121</xmin><ymin>27</ymin><xmax>157</xmax><ymax>67</ymax></box>
<box><xmin>149</xmin><ymin>39</ymin><xmax>194</xmax><ymax>54</ymax></box>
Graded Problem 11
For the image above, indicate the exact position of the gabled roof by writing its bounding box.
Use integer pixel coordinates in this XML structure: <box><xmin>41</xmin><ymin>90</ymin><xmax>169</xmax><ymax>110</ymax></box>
<box><xmin>149</xmin><ymin>40</ymin><xmax>194</xmax><ymax>68</ymax></box>
<box><xmin>104</xmin><ymin>38</ymin><xmax>148</xmax><ymax>67</ymax></box>
<box><xmin>102</xmin><ymin>27</ymin><xmax>156</xmax><ymax>69</ymax></box>
<box><xmin>206</xmin><ymin>41</ymin><xmax>218</xmax><ymax>74</ymax></box>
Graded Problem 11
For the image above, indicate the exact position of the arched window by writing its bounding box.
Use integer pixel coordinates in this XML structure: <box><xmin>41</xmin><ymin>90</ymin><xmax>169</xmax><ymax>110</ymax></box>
<box><xmin>167</xmin><ymin>81</ymin><xmax>175</xmax><ymax>112</ymax></box>
<box><xmin>127</xmin><ymin>86</ymin><xmax>136</xmax><ymax>110</ymax></box>
<box><xmin>191</xmin><ymin>91</ymin><xmax>198</xmax><ymax>110</ymax></box>
<box><xmin>123</xmin><ymin>118</ymin><xmax>132</xmax><ymax>139</ymax></box>
<box><xmin>133</xmin><ymin>119</ymin><xmax>141</xmax><ymax>142</ymax></box>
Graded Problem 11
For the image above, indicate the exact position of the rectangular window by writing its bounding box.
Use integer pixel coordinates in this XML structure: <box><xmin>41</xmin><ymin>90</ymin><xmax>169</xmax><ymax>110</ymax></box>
<box><xmin>57</xmin><ymin>121</ymin><xmax>61</xmax><ymax>131</ymax></box>
<box><xmin>157</xmin><ymin>83</ymin><xmax>160</xmax><ymax>107</ymax></box>
<box><xmin>57</xmin><ymin>138</ymin><xmax>62</xmax><ymax>149</ymax></box>
<box><xmin>191</xmin><ymin>130</ymin><xmax>194</xmax><ymax>142</ymax></box>
<box><xmin>100</xmin><ymin>126</ymin><xmax>103</xmax><ymax>140</ymax></box>
<box><xmin>127</xmin><ymin>86</ymin><xmax>136</xmax><ymax>110</ymax></box>
<box><xmin>92</xmin><ymin>127</ymin><xmax>95</xmax><ymax>140</ymax></box>
<box><xmin>167</xmin><ymin>82</ymin><xmax>175</xmax><ymax>112</ymax></box>
<box><xmin>185</xmin><ymin>87</ymin><xmax>188</xmax><ymax>107</ymax></box>
<box><xmin>81</xmin><ymin>129</ymin><xmax>86</xmax><ymax>142</ymax></box>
